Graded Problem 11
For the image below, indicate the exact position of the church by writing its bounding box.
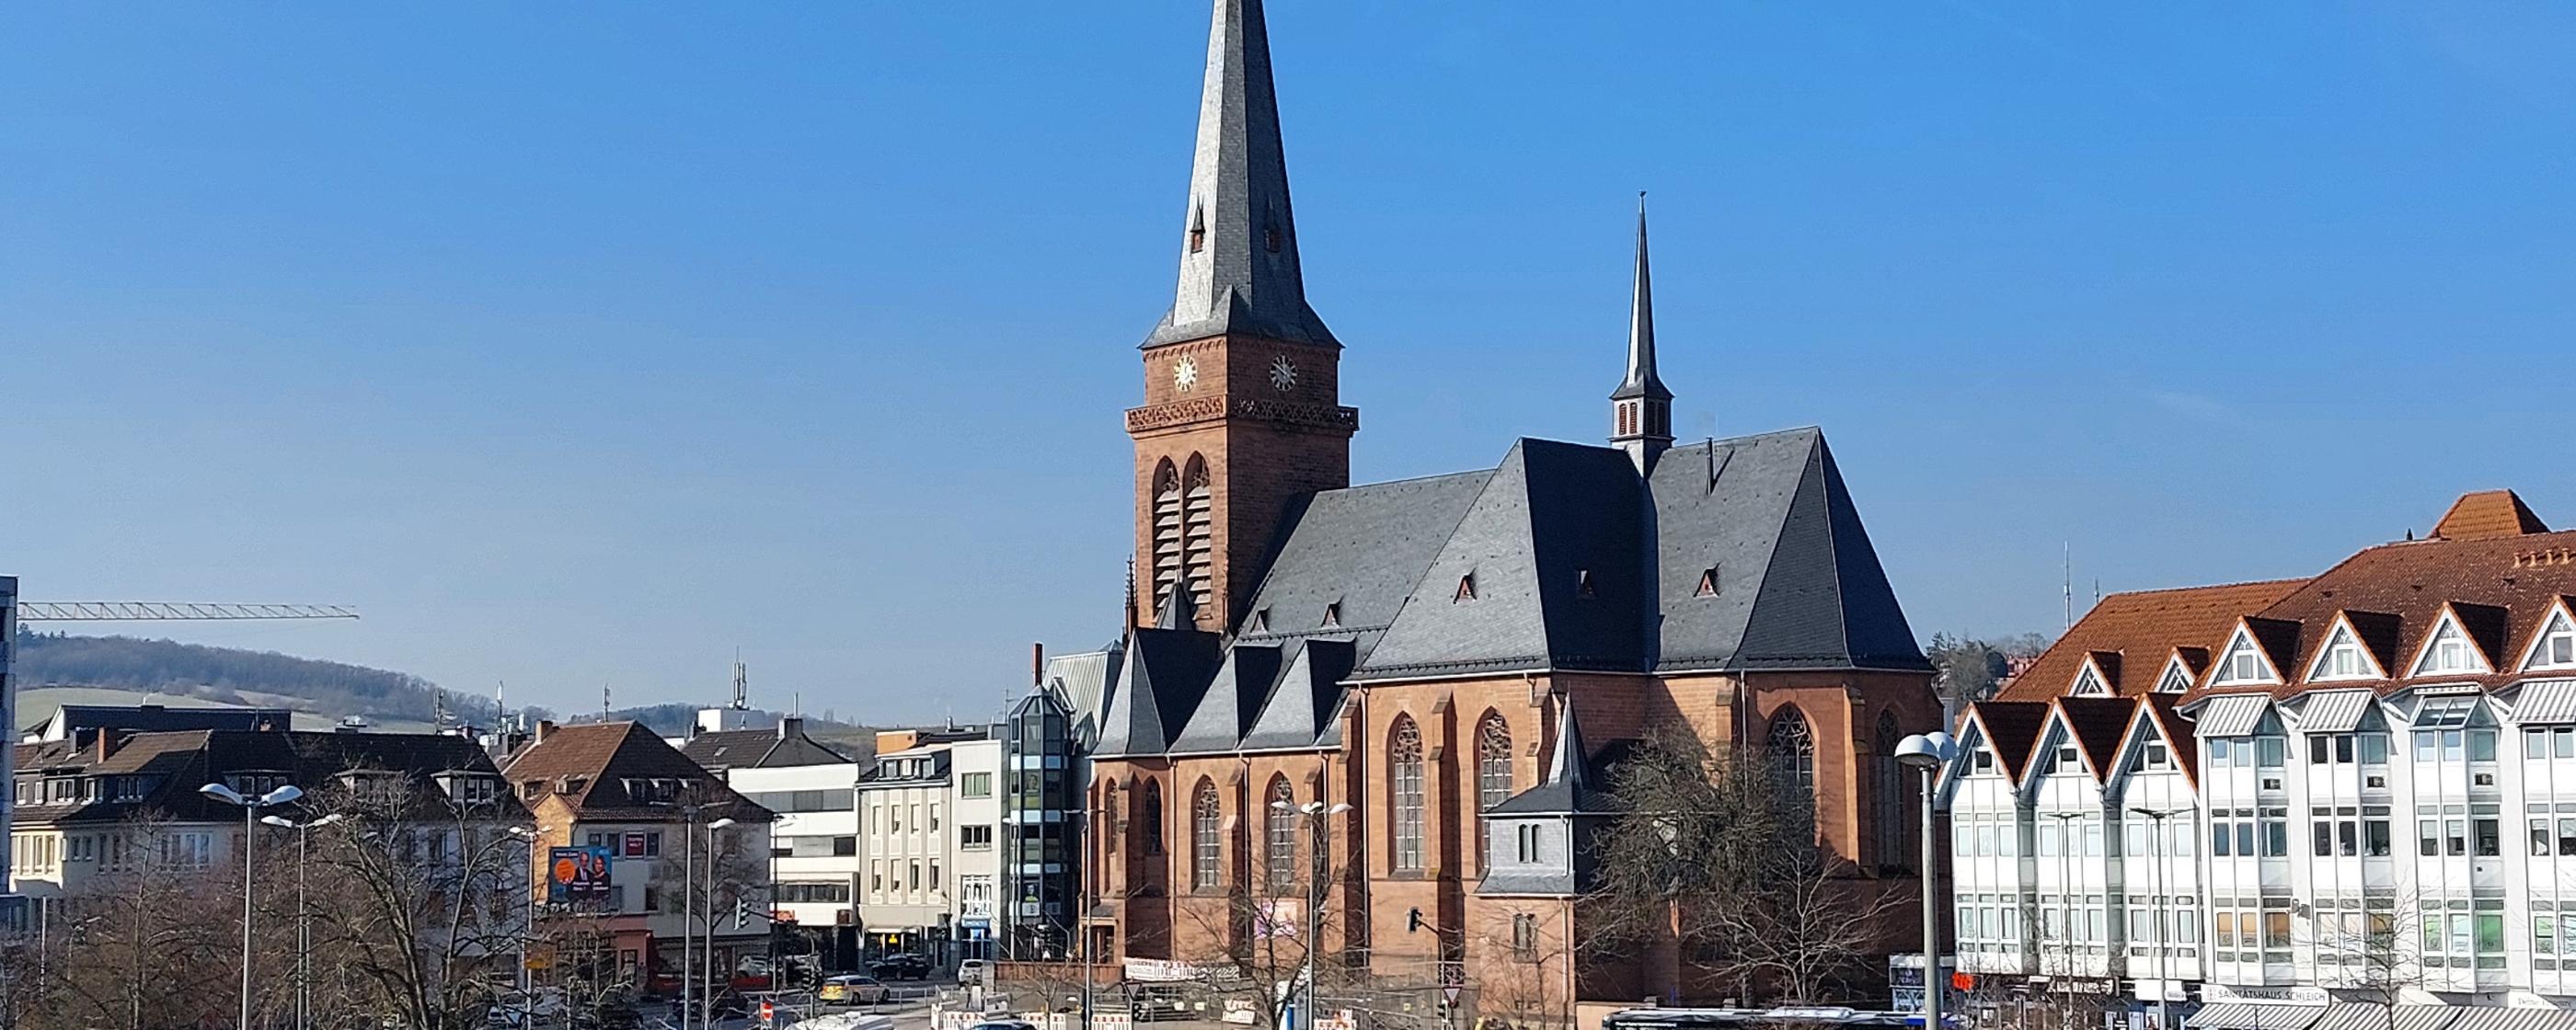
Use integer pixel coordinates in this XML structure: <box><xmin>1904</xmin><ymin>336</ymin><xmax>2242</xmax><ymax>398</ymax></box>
<box><xmin>1074</xmin><ymin>0</ymin><xmax>1942</xmax><ymax>1019</ymax></box>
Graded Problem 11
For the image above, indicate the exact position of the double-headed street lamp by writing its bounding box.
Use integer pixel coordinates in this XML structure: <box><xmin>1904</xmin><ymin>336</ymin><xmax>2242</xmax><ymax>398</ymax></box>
<box><xmin>1894</xmin><ymin>732</ymin><xmax>1959</xmax><ymax>1030</ymax></box>
<box><xmin>507</xmin><ymin>827</ymin><xmax>543</xmax><ymax>997</ymax></box>
<box><xmin>699</xmin><ymin>817</ymin><xmax>737</xmax><ymax>1030</ymax></box>
<box><xmin>259</xmin><ymin>812</ymin><xmax>343</xmax><ymax>1030</ymax></box>
<box><xmin>201</xmin><ymin>782</ymin><xmax>305</xmax><ymax>1030</ymax></box>
<box><xmin>1269</xmin><ymin>798</ymin><xmax>1352</xmax><ymax>1030</ymax></box>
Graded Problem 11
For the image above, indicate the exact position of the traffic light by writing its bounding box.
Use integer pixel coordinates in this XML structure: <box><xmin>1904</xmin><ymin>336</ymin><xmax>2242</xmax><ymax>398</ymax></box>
<box><xmin>1407</xmin><ymin>908</ymin><xmax>1424</xmax><ymax>933</ymax></box>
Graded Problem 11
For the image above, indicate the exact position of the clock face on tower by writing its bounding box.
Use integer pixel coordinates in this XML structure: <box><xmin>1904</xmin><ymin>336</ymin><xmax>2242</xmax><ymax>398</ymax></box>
<box><xmin>1172</xmin><ymin>356</ymin><xmax>1199</xmax><ymax>392</ymax></box>
<box><xmin>1269</xmin><ymin>355</ymin><xmax>1298</xmax><ymax>392</ymax></box>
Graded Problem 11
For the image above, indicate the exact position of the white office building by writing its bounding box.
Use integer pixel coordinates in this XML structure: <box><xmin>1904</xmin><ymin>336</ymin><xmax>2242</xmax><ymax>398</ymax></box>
<box><xmin>856</xmin><ymin>727</ymin><xmax>1005</xmax><ymax>967</ymax></box>
<box><xmin>1938</xmin><ymin>490</ymin><xmax>2576</xmax><ymax>1030</ymax></box>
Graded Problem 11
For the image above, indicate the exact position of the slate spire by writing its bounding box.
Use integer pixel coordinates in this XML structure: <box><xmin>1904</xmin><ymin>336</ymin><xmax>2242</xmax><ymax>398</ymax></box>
<box><xmin>1545</xmin><ymin>692</ymin><xmax>1592</xmax><ymax>792</ymax></box>
<box><xmin>1142</xmin><ymin>0</ymin><xmax>1339</xmax><ymax>349</ymax></box>
<box><xmin>1157</xmin><ymin>574</ymin><xmax>1200</xmax><ymax>630</ymax></box>
<box><xmin>1609</xmin><ymin>193</ymin><xmax>1673</xmax><ymax>472</ymax></box>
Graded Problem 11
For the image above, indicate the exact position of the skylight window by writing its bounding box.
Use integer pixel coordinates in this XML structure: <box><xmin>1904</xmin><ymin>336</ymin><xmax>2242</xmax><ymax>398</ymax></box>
<box><xmin>2308</xmin><ymin>624</ymin><xmax>2378</xmax><ymax>682</ymax></box>
<box><xmin>2411</xmin><ymin>616</ymin><xmax>2490</xmax><ymax>678</ymax></box>
<box><xmin>2213</xmin><ymin>630</ymin><xmax>2276</xmax><ymax>686</ymax></box>
<box><xmin>2414</xmin><ymin>695</ymin><xmax>2481</xmax><ymax>729</ymax></box>
<box><xmin>2525</xmin><ymin>609</ymin><xmax>2576</xmax><ymax>671</ymax></box>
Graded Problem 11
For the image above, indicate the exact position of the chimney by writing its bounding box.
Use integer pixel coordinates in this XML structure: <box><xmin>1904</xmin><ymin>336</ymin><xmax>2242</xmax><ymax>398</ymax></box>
<box><xmin>96</xmin><ymin>728</ymin><xmax>126</xmax><ymax>762</ymax></box>
<box><xmin>535</xmin><ymin>719</ymin><xmax>556</xmax><ymax>744</ymax></box>
<box><xmin>1031</xmin><ymin>643</ymin><xmax>1045</xmax><ymax>688</ymax></box>
<box><xmin>778</xmin><ymin>716</ymin><xmax>805</xmax><ymax>740</ymax></box>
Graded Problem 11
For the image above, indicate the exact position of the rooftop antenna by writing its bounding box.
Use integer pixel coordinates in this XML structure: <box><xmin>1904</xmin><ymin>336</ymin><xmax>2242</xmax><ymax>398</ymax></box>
<box><xmin>495</xmin><ymin>680</ymin><xmax>509</xmax><ymax>733</ymax></box>
<box><xmin>730</xmin><ymin>649</ymin><xmax>750</xmax><ymax>711</ymax></box>
<box><xmin>432</xmin><ymin>687</ymin><xmax>449</xmax><ymax>730</ymax></box>
<box><xmin>2063</xmin><ymin>542</ymin><xmax>2074</xmax><ymax>631</ymax></box>
<box><xmin>602</xmin><ymin>683</ymin><xmax>612</xmax><ymax>723</ymax></box>
<box><xmin>792</xmin><ymin>691</ymin><xmax>802</xmax><ymax>717</ymax></box>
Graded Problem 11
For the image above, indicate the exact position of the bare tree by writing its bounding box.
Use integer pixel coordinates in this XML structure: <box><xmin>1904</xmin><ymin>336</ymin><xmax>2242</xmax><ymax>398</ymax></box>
<box><xmin>8</xmin><ymin>816</ymin><xmax>246</xmax><ymax>1030</ymax></box>
<box><xmin>2302</xmin><ymin>895</ymin><xmax>2429</xmax><ymax>1030</ymax></box>
<box><xmin>1584</xmin><ymin>723</ymin><xmax>1903</xmax><ymax>1004</ymax></box>
<box><xmin>289</xmin><ymin>772</ymin><xmax>535</xmax><ymax>1030</ymax></box>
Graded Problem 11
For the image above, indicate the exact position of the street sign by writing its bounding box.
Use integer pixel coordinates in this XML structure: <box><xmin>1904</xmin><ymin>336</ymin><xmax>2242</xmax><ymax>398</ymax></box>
<box><xmin>1439</xmin><ymin>960</ymin><xmax>1465</xmax><ymax>1007</ymax></box>
<box><xmin>759</xmin><ymin>1001</ymin><xmax>775</xmax><ymax>1027</ymax></box>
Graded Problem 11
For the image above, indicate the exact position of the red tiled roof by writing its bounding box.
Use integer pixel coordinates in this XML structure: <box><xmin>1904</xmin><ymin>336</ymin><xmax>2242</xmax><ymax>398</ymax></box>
<box><xmin>2434</xmin><ymin>489</ymin><xmax>2549</xmax><ymax>542</ymax></box>
<box><xmin>1996</xmin><ymin>579</ymin><xmax>2308</xmax><ymax>703</ymax></box>
<box><xmin>500</xmin><ymin>721</ymin><xmax>772</xmax><ymax>821</ymax></box>
<box><xmin>2053</xmin><ymin>696</ymin><xmax>2135</xmax><ymax>780</ymax></box>
<box><xmin>2241</xmin><ymin>522</ymin><xmax>2576</xmax><ymax>697</ymax></box>
<box><xmin>1965</xmin><ymin>701</ymin><xmax>2051</xmax><ymax>780</ymax></box>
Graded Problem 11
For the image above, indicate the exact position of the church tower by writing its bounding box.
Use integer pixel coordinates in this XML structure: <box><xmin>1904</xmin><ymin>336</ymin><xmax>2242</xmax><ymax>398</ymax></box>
<box><xmin>1609</xmin><ymin>195</ymin><xmax>1673</xmax><ymax>472</ymax></box>
<box><xmin>1126</xmin><ymin>0</ymin><xmax>1355</xmax><ymax>632</ymax></box>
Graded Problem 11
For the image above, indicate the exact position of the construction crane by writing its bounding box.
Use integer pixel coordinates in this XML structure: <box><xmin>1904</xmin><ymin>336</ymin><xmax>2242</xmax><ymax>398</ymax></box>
<box><xmin>17</xmin><ymin>602</ymin><xmax>359</xmax><ymax>622</ymax></box>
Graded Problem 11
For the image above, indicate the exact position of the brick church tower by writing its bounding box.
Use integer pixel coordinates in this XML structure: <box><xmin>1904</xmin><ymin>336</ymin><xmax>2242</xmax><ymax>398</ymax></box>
<box><xmin>1125</xmin><ymin>0</ymin><xmax>1355</xmax><ymax>632</ymax></box>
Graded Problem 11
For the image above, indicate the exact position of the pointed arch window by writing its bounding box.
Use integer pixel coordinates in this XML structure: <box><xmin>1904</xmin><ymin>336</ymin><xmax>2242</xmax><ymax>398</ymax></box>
<box><xmin>1477</xmin><ymin>714</ymin><xmax>1514</xmax><ymax>812</ymax></box>
<box><xmin>1102</xmin><ymin>782</ymin><xmax>1121</xmax><ymax>856</ymax></box>
<box><xmin>2527</xmin><ymin>609</ymin><xmax>2576</xmax><ymax>670</ymax></box>
<box><xmin>1390</xmin><ymin>717</ymin><xmax>1427</xmax><ymax>872</ymax></box>
<box><xmin>1139</xmin><ymin>779</ymin><xmax>1165</xmax><ymax>857</ymax></box>
<box><xmin>1768</xmin><ymin>706</ymin><xmax>1816</xmax><ymax>806</ymax></box>
<box><xmin>1872</xmin><ymin>712</ymin><xmax>1908</xmax><ymax>871</ymax></box>
<box><xmin>1265</xmin><ymin>776</ymin><xmax>1296</xmax><ymax>890</ymax></box>
<box><xmin>1191</xmin><ymin>779</ymin><xmax>1223</xmax><ymax>889</ymax></box>
<box><xmin>1182</xmin><ymin>455</ymin><xmax>1214</xmax><ymax>613</ymax></box>
<box><xmin>1151</xmin><ymin>460</ymin><xmax>1183</xmax><ymax>612</ymax></box>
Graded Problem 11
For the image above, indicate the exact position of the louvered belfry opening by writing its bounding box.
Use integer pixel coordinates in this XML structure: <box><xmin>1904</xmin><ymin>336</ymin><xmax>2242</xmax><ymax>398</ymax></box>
<box><xmin>1152</xmin><ymin>459</ymin><xmax>1183</xmax><ymax>610</ymax></box>
<box><xmin>1181</xmin><ymin>454</ymin><xmax>1214</xmax><ymax>612</ymax></box>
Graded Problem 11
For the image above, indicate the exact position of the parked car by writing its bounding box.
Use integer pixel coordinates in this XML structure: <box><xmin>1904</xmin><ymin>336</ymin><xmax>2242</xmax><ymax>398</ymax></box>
<box><xmin>865</xmin><ymin>955</ymin><xmax>929</xmax><ymax>981</ymax></box>
<box><xmin>956</xmin><ymin>959</ymin><xmax>986</xmax><ymax>986</ymax></box>
<box><xmin>818</xmin><ymin>975</ymin><xmax>889</xmax><ymax>1005</ymax></box>
<box><xmin>968</xmin><ymin>1020</ymin><xmax>1039</xmax><ymax>1030</ymax></box>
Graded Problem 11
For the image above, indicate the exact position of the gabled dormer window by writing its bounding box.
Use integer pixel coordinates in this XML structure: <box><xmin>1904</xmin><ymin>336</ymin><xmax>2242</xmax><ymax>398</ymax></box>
<box><xmin>2156</xmin><ymin>658</ymin><xmax>2194</xmax><ymax>694</ymax></box>
<box><xmin>1576</xmin><ymin>570</ymin><xmax>1595</xmax><ymax>600</ymax></box>
<box><xmin>2071</xmin><ymin>665</ymin><xmax>2110</xmax><ymax>696</ymax></box>
<box><xmin>2524</xmin><ymin>608</ymin><xmax>2576</xmax><ymax>671</ymax></box>
<box><xmin>1696</xmin><ymin>566</ymin><xmax>1719</xmax><ymax>598</ymax></box>
<box><xmin>1455</xmin><ymin>574</ymin><xmax>1477</xmax><ymax>602</ymax></box>
<box><xmin>1321</xmin><ymin>601</ymin><xmax>1340</xmax><ymax>628</ymax></box>
<box><xmin>2411</xmin><ymin>615</ymin><xmax>2491</xmax><ymax>678</ymax></box>
<box><xmin>2214</xmin><ymin>629</ymin><xmax>2278</xmax><ymax>686</ymax></box>
<box><xmin>2308</xmin><ymin>624</ymin><xmax>2381</xmax><ymax>682</ymax></box>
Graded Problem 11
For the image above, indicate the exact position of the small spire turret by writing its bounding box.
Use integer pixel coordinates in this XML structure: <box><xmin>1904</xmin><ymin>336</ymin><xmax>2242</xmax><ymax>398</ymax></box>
<box><xmin>1610</xmin><ymin>192</ymin><xmax>1673</xmax><ymax>472</ymax></box>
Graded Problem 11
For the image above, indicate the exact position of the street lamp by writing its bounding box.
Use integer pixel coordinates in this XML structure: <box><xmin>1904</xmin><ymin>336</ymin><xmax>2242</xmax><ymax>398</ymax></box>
<box><xmin>1895</xmin><ymin>731</ymin><xmax>1958</xmax><ymax>1030</ymax></box>
<box><xmin>1271</xmin><ymin>798</ymin><xmax>1351</xmax><ymax>1030</ymax></box>
<box><xmin>259</xmin><ymin>812</ymin><xmax>342</xmax><ymax>1030</ymax></box>
<box><xmin>703</xmin><ymin>817</ymin><xmax>737</xmax><ymax>1030</ymax></box>
<box><xmin>507</xmin><ymin>827</ymin><xmax>543</xmax><ymax>997</ymax></box>
<box><xmin>2129</xmin><ymin>807</ymin><xmax>2189</xmax><ymax>1030</ymax></box>
<box><xmin>201</xmin><ymin>782</ymin><xmax>305</xmax><ymax>1030</ymax></box>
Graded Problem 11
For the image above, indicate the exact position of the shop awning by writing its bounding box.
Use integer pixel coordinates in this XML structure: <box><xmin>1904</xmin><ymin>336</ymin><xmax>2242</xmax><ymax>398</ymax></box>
<box><xmin>2190</xmin><ymin>1003</ymin><xmax>2326</xmax><ymax>1030</ymax></box>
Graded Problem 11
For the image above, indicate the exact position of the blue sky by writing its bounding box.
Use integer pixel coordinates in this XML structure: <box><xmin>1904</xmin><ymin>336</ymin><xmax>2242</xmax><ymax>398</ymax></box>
<box><xmin>6</xmin><ymin>3</ymin><xmax>2573</xmax><ymax>723</ymax></box>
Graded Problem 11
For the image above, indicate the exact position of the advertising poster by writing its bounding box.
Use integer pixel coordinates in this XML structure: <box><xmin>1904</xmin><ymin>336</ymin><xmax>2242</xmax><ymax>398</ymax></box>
<box><xmin>548</xmin><ymin>845</ymin><xmax>613</xmax><ymax>903</ymax></box>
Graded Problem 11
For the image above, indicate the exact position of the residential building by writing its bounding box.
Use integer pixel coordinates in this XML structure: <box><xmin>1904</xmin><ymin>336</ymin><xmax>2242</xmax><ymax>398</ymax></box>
<box><xmin>1940</xmin><ymin>490</ymin><xmax>2576</xmax><ymax>1029</ymax></box>
<box><xmin>1078</xmin><ymin>2</ymin><xmax>1940</xmax><ymax>1023</ymax></box>
<box><xmin>500</xmin><ymin>720</ymin><xmax>775</xmax><ymax>987</ymax></box>
<box><xmin>856</xmin><ymin>727</ymin><xmax>1005</xmax><ymax>967</ymax></box>
<box><xmin>683</xmin><ymin>715</ymin><xmax>864</xmax><ymax>970</ymax></box>
<box><xmin>20</xmin><ymin>703</ymin><xmax>295</xmax><ymax>743</ymax></box>
<box><xmin>7</xmin><ymin>726</ymin><xmax>530</xmax><ymax>942</ymax></box>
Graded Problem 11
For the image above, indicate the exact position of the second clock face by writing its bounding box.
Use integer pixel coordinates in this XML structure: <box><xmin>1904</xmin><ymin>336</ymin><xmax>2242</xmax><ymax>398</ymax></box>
<box><xmin>1172</xmin><ymin>356</ymin><xmax>1200</xmax><ymax>392</ymax></box>
<box><xmin>1269</xmin><ymin>355</ymin><xmax>1298</xmax><ymax>392</ymax></box>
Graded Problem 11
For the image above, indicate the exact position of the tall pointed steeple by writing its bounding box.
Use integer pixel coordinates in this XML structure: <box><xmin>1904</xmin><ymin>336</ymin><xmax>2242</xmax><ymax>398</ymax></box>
<box><xmin>1142</xmin><ymin>0</ymin><xmax>1338</xmax><ymax>349</ymax></box>
<box><xmin>1609</xmin><ymin>193</ymin><xmax>1673</xmax><ymax>472</ymax></box>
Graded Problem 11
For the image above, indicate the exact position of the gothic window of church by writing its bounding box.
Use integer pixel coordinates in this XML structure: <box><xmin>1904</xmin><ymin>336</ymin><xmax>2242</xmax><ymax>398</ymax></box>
<box><xmin>1152</xmin><ymin>460</ymin><xmax>1183</xmax><ymax>611</ymax></box>
<box><xmin>1103</xmin><ymin>782</ymin><xmax>1121</xmax><ymax>856</ymax></box>
<box><xmin>1391</xmin><ymin>717</ymin><xmax>1426</xmax><ymax>872</ymax></box>
<box><xmin>1182</xmin><ymin>454</ymin><xmax>1214</xmax><ymax>612</ymax></box>
<box><xmin>1477</xmin><ymin>713</ymin><xmax>1513</xmax><ymax>872</ymax></box>
<box><xmin>1266</xmin><ymin>776</ymin><xmax>1296</xmax><ymax>890</ymax></box>
<box><xmin>1768</xmin><ymin>706</ymin><xmax>1816</xmax><ymax>810</ymax></box>
<box><xmin>1192</xmin><ymin>779</ymin><xmax>1222</xmax><ymax>889</ymax></box>
<box><xmin>1873</xmin><ymin>712</ymin><xmax>1908</xmax><ymax>871</ymax></box>
<box><xmin>1140</xmin><ymin>779</ymin><xmax>1165</xmax><ymax>856</ymax></box>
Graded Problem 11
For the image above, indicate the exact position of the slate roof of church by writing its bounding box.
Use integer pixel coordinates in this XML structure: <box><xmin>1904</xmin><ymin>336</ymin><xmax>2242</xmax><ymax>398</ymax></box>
<box><xmin>1095</xmin><ymin>426</ymin><xmax>1931</xmax><ymax>758</ymax></box>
